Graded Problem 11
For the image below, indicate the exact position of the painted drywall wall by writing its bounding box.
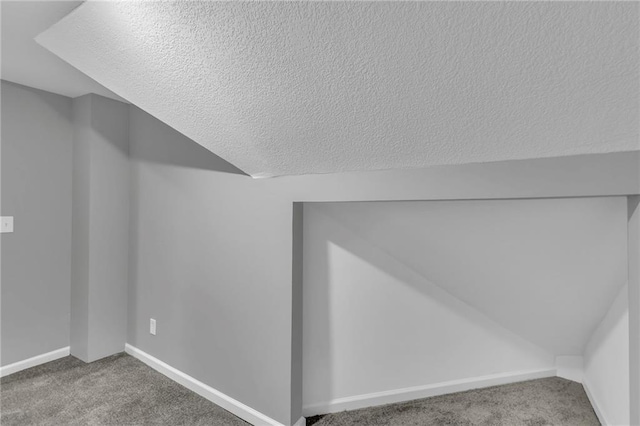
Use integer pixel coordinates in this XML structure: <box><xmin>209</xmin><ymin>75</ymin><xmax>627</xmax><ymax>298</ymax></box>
<box><xmin>70</xmin><ymin>94</ymin><xmax>130</xmax><ymax>362</ymax></box>
<box><xmin>291</xmin><ymin>203</ymin><xmax>304</xmax><ymax>425</ymax></box>
<box><xmin>555</xmin><ymin>356</ymin><xmax>584</xmax><ymax>384</ymax></box>
<box><xmin>304</xmin><ymin>199</ymin><xmax>627</xmax><ymax>356</ymax></box>
<box><xmin>302</xmin><ymin>203</ymin><xmax>556</xmax><ymax>407</ymax></box>
<box><xmin>86</xmin><ymin>95</ymin><xmax>130</xmax><ymax>361</ymax></box>
<box><xmin>128</xmin><ymin>106</ymin><xmax>639</xmax><ymax>426</ymax></box>
<box><xmin>584</xmin><ymin>284</ymin><xmax>630</xmax><ymax>426</ymax></box>
<box><xmin>0</xmin><ymin>81</ymin><xmax>72</xmax><ymax>365</ymax></box>
<box><xmin>628</xmin><ymin>196</ymin><xmax>639</xmax><ymax>426</ymax></box>
<box><xmin>37</xmin><ymin>1</ymin><xmax>639</xmax><ymax>177</ymax></box>
<box><xmin>70</xmin><ymin>94</ymin><xmax>91</xmax><ymax>362</ymax></box>
<box><xmin>127</xmin><ymin>107</ymin><xmax>294</xmax><ymax>424</ymax></box>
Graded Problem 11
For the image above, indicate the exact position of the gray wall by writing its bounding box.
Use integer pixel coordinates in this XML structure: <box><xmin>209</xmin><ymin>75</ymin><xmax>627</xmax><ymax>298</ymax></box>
<box><xmin>128</xmin><ymin>107</ymin><xmax>295</xmax><ymax>423</ymax></box>
<box><xmin>628</xmin><ymin>196</ymin><xmax>640</xmax><ymax>425</ymax></box>
<box><xmin>71</xmin><ymin>94</ymin><xmax>129</xmax><ymax>362</ymax></box>
<box><xmin>2</xmin><ymin>84</ymin><xmax>638</xmax><ymax>425</ymax></box>
<box><xmin>583</xmin><ymin>283</ymin><xmax>629</xmax><ymax>425</ymax></box>
<box><xmin>128</xmin><ymin>106</ymin><xmax>640</xmax><ymax>426</ymax></box>
<box><xmin>1</xmin><ymin>81</ymin><xmax>73</xmax><ymax>365</ymax></box>
<box><xmin>70</xmin><ymin>95</ymin><xmax>91</xmax><ymax>362</ymax></box>
<box><xmin>304</xmin><ymin>198</ymin><xmax>627</xmax><ymax>357</ymax></box>
<box><xmin>1</xmin><ymin>85</ymin><xmax>130</xmax><ymax>368</ymax></box>
<box><xmin>302</xmin><ymin>199</ymin><xmax>625</xmax><ymax>411</ymax></box>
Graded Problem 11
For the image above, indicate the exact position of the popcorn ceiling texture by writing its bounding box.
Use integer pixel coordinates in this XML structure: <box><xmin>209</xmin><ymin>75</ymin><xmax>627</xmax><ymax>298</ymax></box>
<box><xmin>37</xmin><ymin>2</ymin><xmax>639</xmax><ymax>178</ymax></box>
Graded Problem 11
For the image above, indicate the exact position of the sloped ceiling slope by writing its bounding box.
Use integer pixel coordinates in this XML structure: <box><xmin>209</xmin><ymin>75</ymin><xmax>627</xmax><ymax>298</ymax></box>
<box><xmin>37</xmin><ymin>2</ymin><xmax>639</xmax><ymax>177</ymax></box>
<box><xmin>1</xmin><ymin>1</ymin><xmax>124</xmax><ymax>101</ymax></box>
<box><xmin>312</xmin><ymin>197</ymin><xmax>628</xmax><ymax>355</ymax></box>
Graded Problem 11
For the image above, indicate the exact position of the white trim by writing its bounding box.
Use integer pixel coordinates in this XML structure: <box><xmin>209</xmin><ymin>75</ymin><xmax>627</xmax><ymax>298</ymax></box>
<box><xmin>303</xmin><ymin>368</ymin><xmax>557</xmax><ymax>416</ymax></box>
<box><xmin>583</xmin><ymin>379</ymin><xmax>610</xmax><ymax>426</ymax></box>
<box><xmin>292</xmin><ymin>417</ymin><xmax>306</xmax><ymax>426</ymax></box>
<box><xmin>125</xmin><ymin>344</ymin><xmax>295</xmax><ymax>426</ymax></box>
<box><xmin>0</xmin><ymin>347</ymin><xmax>70</xmax><ymax>378</ymax></box>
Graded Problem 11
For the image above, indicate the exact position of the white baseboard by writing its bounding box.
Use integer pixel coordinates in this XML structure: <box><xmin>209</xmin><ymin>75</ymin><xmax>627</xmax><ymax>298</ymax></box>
<box><xmin>303</xmin><ymin>368</ymin><xmax>557</xmax><ymax>416</ymax></box>
<box><xmin>0</xmin><ymin>347</ymin><xmax>70</xmax><ymax>378</ymax></box>
<box><xmin>125</xmin><ymin>344</ymin><xmax>302</xmax><ymax>426</ymax></box>
<box><xmin>583</xmin><ymin>380</ymin><xmax>610</xmax><ymax>426</ymax></box>
<box><xmin>292</xmin><ymin>417</ymin><xmax>306</xmax><ymax>426</ymax></box>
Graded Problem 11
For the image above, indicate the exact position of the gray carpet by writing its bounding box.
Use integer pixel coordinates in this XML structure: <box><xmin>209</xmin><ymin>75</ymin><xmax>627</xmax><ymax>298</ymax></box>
<box><xmin>0</xmin><ymin>353</ymin><xmax>248</xmax><ymax>425</ymax></box>
<box><xmin>307</xmin><ymin>377</ymin><xmax>600</xmax><ymax>426</ymax></box>
<box><xmin>1</xmin><ymin>354</ymin><xmax>599</xmax><ymax>426</ymax></box>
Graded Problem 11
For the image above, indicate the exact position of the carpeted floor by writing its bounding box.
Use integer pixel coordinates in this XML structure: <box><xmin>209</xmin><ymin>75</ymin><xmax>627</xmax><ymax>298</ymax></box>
<box><xmin>0</xmin><ymin>353</ymin><xmax>248</xmax><ymax>425</ymax></box>
<box><xmin>307</xmin><ymin>377</ymin><xmax>600</xmax><ymax>426</ymax></box>
<box><xmin>1</xmin><ymin>354</ymin><xmax>599</xmax><ymax>426</ymax></box>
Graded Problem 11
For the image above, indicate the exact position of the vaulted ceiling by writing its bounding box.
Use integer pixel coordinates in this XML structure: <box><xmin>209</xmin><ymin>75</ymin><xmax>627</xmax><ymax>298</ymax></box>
<box><xmin>37</xmin><ymin>2</ymin><xmax>638</xmax><ymax>177</ymax></box>
<box><xmin>1</xmin><ymin>1</ymin><xmax>123</xmax><ymax>101</ymax></box>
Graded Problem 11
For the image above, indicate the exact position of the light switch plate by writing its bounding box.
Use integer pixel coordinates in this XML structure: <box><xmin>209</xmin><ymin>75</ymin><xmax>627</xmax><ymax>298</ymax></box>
<box><xmin>1</xmin><ymin>217</ymin><xmax>14</xmax><ymax>233</ymax></box>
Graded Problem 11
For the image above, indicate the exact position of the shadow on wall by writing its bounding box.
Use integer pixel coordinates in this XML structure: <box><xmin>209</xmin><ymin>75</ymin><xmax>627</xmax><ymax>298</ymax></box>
<box><xmin>630</xmin><ymin>197</ymin><xmax>640</xmax><ymax>220</ymax></box>
<box><xmin>302</xmin><ymin>203</ymin><xmax>554</xmax><ymax>406</ymax></box>
<box><xmin>129</xmin><ymin>106</ymin><xmax>248</xmax><ymax>176</ymax></box>
<box><xmin>305</xmin><ymin>198</ymin><xmax>629</xmax><ymax>356</ymax></box>
<box><xmin>311</xmin><ymin>204</ymin><xmax>552</xmax><ymax>349</ymax></box>
<box><xmin>126</xmin><ymin>106</ymin><xmax>249</xmax><ymax>349</ymax></box>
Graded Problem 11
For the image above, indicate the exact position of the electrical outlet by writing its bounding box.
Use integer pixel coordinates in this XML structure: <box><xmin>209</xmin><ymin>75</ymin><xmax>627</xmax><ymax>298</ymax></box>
<box><xmin>150</xmin><ymin>318</ymin><xmax>156</xmax><ymax>335</ymax></box>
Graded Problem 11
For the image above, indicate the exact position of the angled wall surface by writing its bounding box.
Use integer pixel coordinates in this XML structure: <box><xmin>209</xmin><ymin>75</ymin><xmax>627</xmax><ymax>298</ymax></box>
<box><xmin>304</xmin><ymin>199</ymin><xmax>627</xmax><ymax>356</ymax></box>
<box><xmin>302</xmin><ymin>203</ymin><xmax>553</xmax><ymax>410</ymax></box>
<box><xmin>302</xmin><ymin>199</ymin><xmax>627</xmax><ymax>410</ymax></box>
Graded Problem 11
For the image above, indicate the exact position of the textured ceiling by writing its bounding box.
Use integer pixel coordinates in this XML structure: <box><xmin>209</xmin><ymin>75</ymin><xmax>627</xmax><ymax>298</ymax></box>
<box><xmin>310</xmin><ymin>197</ymin><xmax>628</xmax><ymax>355</ymax></box>
<box><xmin>1</xmin><ymin>1</ymin><xmax>124</xmax><ymax>101</ymax></box>
<box><xmin>37</xmin><ymin>2</ymin><xmax>639</xmax><ymax>177</ymax></box>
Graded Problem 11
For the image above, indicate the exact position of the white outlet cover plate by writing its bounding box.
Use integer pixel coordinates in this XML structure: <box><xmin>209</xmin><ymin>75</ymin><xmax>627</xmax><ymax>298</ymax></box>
<box><xmin>1</xmin><ymin>217</ymin><xmax>14</xmax><ymax>233</ymax></box>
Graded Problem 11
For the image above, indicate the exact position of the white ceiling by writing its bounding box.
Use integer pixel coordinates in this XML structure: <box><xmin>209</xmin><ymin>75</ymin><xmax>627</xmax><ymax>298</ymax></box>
<box><xmin>1</xmin><ymin>1</ymin><xmax>124</xmax><ymax>101</ymax></box>
<box><xmin>311</xmin><ymin>197</ymin><xmax>628</xmax><ymax>355</ymax></box>
<box><xmin>37</xmin><ymin>2</ymin><xmax>639</xmax><ymax>177</ymax></box>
